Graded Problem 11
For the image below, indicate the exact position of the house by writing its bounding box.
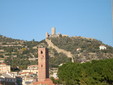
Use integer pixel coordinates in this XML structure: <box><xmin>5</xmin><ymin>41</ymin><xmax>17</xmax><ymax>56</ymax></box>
<box><xmin>0</xmin><ymin>72</ymin><xmax>18</xmax><ymax>85</ymax></box>
<box><xmin>27</xmin><ymin>65</ymin><xmax>38</xmax><ymax>70</ymax></box>
<box><xmin>18</xmin><ymin>72</ymin><xmax>35</xmax><ymax>85</ymax></box>
<box><xmin>99</xmin><ymin>45</ymin><xmax>107</xmax><ymax>50</ymax></box>
<box><xmin>76</xmin><ymin>48</ymin><xmax>81</xmax><ymax>51</ymax></box>
<box><xmin>19</xmin><ymin>72</ymin><xmax>34</xmax><ymax>76</ymax></box>
<box><xmin>20</xmin><ymin>65</ymin><xmax>38</xmax><ymax>74</ymax></box>
<box><xmin>0</xmin><ymin>58</ymin><xmax>4</xmax><ymax>63</ymax></box>
<box><xmin>0</xmin><ymin>63</ymin><xmax>10</xmax><ymax>73</ymax></box>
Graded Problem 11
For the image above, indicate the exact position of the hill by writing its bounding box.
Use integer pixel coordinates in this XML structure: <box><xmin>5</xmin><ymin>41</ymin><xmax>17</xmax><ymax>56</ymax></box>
<box><xmin>0</xmin><ymin>35</ymin><xmax>113</xmax><ymax>70</ymax></box>
<box><xmin>0</xmin><ymin>35</ymin><xmax>40</xmax><ymax>70</ymax></box>
<box><xmin>48</xmin><ymin>36</ymin><xmax>113</xmax><ymax>63</ymax></box>
<box><xmin>0</xmin><ymin>35</ymin><xmax>70</xmax><ymax>70</ymax></box>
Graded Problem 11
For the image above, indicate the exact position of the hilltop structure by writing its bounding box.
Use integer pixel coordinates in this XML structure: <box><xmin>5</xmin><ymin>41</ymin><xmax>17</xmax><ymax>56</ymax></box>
<box><xmin>51</xmin><ymin>27</ymin><xmax>56</xmax><ymax>35</ymax></box>
<box><xmin>33</xmin><ymin>48</ymin><xmax>54</xmax><ymax>85</ymax></box>
<box><xmin>46</xmin><ymin>27</ymin><xmax>68</xmax><ymax>38</ymax></box>
<box><xmin>99</xmin><ymin>45</ymin><xmax>107</xmax><ymax>50</ymax></box>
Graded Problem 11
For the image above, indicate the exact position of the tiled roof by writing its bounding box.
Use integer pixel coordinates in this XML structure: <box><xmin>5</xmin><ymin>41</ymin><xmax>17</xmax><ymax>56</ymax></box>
<box><xmin>1</xmin><ymin>73</ymin><xmax>13</xmax><ymax>78</ymax></box>
<box><xmin>33</xmin><ymin>78</ymin><xmax>55</xmax><ymax>85</ymax></box>
<box><xmin>28</xmin><ymin>65</ymin><xmax>38</xmax><ymax>67</ymax></box>
<box><xmin>19</xmin><ymin>72</ymin><xmax>34</xmax><ymax>75</ymax></box>
<box><xmin>0</xmin><ymin>63</ymin><xmax>6</xmax><ymax>65</ymax></box>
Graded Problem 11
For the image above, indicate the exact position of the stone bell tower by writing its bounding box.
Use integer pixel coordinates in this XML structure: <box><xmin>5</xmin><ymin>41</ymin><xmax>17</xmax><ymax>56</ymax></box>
<box><xmin>38</xmin><ymin>48</ymin><xmax>49</xmax><ymax>81</ymax></box>
<box><xmin>33</xmin><ymin>48</ymin><xmax>54</xmax><ymax>85</ymax></box>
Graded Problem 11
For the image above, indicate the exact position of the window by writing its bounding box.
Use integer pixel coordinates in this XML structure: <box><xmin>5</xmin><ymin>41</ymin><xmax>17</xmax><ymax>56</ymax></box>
<box><xmin>41</xmin><ymin>65</ymin><xmax>43</xmax><ymax>67</ymax></box>
<box><xmin>41</xmin><ymin>51</ymin><xmax>43</xmax><ymax>54</ymax></box>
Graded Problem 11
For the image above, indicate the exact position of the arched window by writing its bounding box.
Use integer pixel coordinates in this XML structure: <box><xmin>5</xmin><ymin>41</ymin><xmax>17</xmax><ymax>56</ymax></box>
<box><xmin>41</xmin><ymin>51</ymin><xmax>43</xmax><ymax>54</ymax></box>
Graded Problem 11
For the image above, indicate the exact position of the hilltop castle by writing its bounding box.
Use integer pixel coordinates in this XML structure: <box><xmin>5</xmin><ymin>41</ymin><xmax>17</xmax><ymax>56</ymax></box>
<box><xmin>46</xmin><ymin>27</ymin><xmax>68</xmax><ymax>38</ymax></box>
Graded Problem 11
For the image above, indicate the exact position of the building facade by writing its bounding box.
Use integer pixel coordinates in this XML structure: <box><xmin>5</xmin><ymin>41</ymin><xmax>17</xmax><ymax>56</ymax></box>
<box><xmin>0</xmin><ymin>72</ymin><xmax>18</xmax><ymax>85</ymax></box>
<box><xmin>0</xmin><ymin>63</ymin><xmax>10</xmax><ymax>74</ymax></box>
<box><xmin>27</xmin><ymin>65</ymin><xmax>38</xmax><ymax>70</ymax></box>
<box><xmin>33</xmin><ymin>47</ymin><xmax>54</xmax><ymax>85</ymax></box>
<box><xmin>38</xmin><ymin>48</ymin><xmax>49</xmax><ymax>82</ymax></box>
<box><xmin>99</xmin><ymin>45</ymin><xmax>107</xmax><ymax>50</ymax></box>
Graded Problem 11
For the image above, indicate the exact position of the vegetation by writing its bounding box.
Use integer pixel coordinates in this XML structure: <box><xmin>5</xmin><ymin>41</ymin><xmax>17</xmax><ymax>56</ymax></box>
<box><xmin>49</xmin><ymin>53</ymin><xmax>71</xmax><ymax>68</ymax></box>
<box><xmin>5</xmin><ymin>57</ymin><xmax>37</xmax><ymax>71</ymax></box>
<box><xmin>0</xmin><ymin>35</ymin><xmax>71</xmax><ymax>70</ymax></box>
<box><xmin>48</xmin><ymin>47</ymin><xmax>71</xmax><ymax>68</ymax></box>
<box><xmin>0</xmin><ymin>35</ymin><xmax>39</xmax><ymax>70</ymax></box>
<box><xmin>50</xmin><ymin>36</ymin><xmax>113</xmax><ymax>62</ymax></box>
<box><xmin>58</xmin><ymin>59</ymin><xmax>113</xmax><ymax>85</ymax></box>
<box><xmin>51</xmin><ymin>36</ymin><xmax>113</xmax><ymax>53</ymax></box>
<box><xmin>0</xmin><ymin>35</ymin><xmax>113</xmax><ymax>70</ymax></box>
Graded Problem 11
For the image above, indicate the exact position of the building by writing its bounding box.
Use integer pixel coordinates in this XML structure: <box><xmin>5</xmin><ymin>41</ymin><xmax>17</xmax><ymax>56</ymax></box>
<box><xmin>76</xmin><ymin>48</ymin><xmax>82</xmax><ymax>51</ymax></box>
<box><xmin>33</xmin><ymin>47</ymin><xmax>54</xmax><ymax>85</ymax></box>
<box><xmin>38</xmin><ymin>48</ymin><xmax>49</xmax><ymax>81</ymax></box>
<box><xmin>99</xmin><ymin>45</ymin><xmax>107</xmax><ymax>50</ymax></box>
<box><xmin>46</xmin><ymin>27</ymin><xmax>68</xmax><ymax>38</ymax></box>
<box><xmin>50</xmin><ymin>68</ymin><xmax>58</xmax><ymax>79</ymax></box>
<box><xmin>20</xmin><ymin>65</ymin><xmax>38</xmax><ymax>75</ymax></box>
<box><xmin>46</xmin><ymin>32</ymin><xmax>50</xmax><ymax>38</ymax></box>
<box><xmin>0</xmin><ymin>63</ymin><xmax>10</xmax><ymax>74</ymax></box>
<box><xmin>18</xmin><ymin>71</ymin><xmax>36</xmax><ymax>85</ymax></box>
<box><xmin>51</xmin><ymin>27</ymin><xmax>56</xmax><ymax>35</ymax></box>
<box><xmin>0</xmin><ymin>58</ymin><xmax>4</xmax><ymax>63</ymax></box>
<box><xmin>27</xmin><ymin>65</ymin><xmax>38</xmax><ymax>70</ymax></box>
<box><xmin>46</xmin><ymin>27</ymin><xmax>57</xmax><ymax>38</ymax></box>
<box><xmin>0</xmin><ymin>72</ymin><xmax>18</xmax><ymax>85</ymax></box>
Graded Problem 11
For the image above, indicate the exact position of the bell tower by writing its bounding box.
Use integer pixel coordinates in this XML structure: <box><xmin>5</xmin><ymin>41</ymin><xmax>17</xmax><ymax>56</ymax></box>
<box><xmin>38</xmin><ymin>48</ymin><xmax>49</xmax><ymax>81</ymax></box>
<box><xmin>33</xmin><ymin>47</ymin><xmax>54</xmax><ymax>85</ymax></box>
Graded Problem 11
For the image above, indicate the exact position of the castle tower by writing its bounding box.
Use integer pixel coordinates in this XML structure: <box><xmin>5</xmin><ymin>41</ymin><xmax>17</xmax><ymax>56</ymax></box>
<box><xmin>51</xmin><ymin>27</ymin><xmax>56</xmax><ymax>35</ymax></box>
<box><xmin>45</xmin><ymin>32</ymin><xmax>49</xmax><ymax>38</ymax></box>
<box><xmin>38</xmin><ymin>48</ymin><xmax>49</xmax><ymax>82</ymax></box>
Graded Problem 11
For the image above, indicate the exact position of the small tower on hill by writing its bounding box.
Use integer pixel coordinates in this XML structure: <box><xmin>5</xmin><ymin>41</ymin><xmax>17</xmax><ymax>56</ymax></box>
<box><xmin>51</xmin><ymin>27</ymin><xmax>56</xmax><ymax>35</ymax></box>
<box><xmin>46</xmin><ymin>32</ymin><xmax>49</xmax><ymax>38</ymax></box>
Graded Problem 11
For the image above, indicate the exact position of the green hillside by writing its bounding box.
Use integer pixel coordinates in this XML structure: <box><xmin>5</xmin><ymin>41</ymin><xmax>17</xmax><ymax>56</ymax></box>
<box><xmin>0</xmin><ymin>35</ymin><xmax>40</xmax><ymax>70</ymax></box>
<box><xmin>0</xmin><ymin>35</ymin><xmax>70</xmax><ymax>70</ymax></box>
<box><xmin>50</xmin><ymin>36</ymin><xmax>113</xmax><ymax>53</ymax></box>
<box><xmin>50</xmin><ymin>36</ymin><xmax>113</xmax><ymax>62</ymax></box>
<box><xmin>0</xmin><ymin>35</ymin><xmax>113</xmax><ymax>70</ymax></box>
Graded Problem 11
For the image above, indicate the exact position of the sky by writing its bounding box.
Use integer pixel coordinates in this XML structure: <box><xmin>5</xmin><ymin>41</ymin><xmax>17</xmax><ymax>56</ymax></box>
<box><xmin>0</xmin><ymin>0</ymin><xmax>113</xmax><ymax>46</ymax></box>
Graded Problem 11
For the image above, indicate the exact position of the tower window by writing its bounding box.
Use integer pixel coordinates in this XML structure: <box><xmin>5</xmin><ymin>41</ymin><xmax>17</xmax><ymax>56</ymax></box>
<box><xmin>41</xmin><ymin>51</ymin><xmax>43</xmax><ymax>54</ymax></box>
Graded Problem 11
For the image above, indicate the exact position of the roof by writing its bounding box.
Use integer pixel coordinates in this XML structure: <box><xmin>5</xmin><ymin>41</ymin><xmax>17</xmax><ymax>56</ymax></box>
<box><xmin>0</xmin><ymin>63</ymin><xmax>6</xmax><ymax>65</ymax></box>
<box><xmin>1</xmin><ymin>73</ymin><xmax>13</xmax><ymax>78</ymax></box>
<box><xmin>19</xmin><ymin>72</ymin><xmax>34</xmax><ymax>75</ymax></box>
<box><xmin>99</xmin><ymin>45</ymin><xmax>106</xmax><ymax>47</ymax></box>
<box><xmin>28</xmin><ymin>65</ymin><xmax>38</xmax><ymax>67</ymax></box>
<box><xmin>33</xmin><ymin>78</ymin><xmax>55</xmax><ymax>85</ymax></box>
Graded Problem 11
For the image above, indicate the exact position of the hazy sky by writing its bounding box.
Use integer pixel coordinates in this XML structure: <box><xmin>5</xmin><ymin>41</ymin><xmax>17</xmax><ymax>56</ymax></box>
<box><xmin>0</xmin><ymin>0</ymin><xmax>113</xmax><ymax>46</ymax></box>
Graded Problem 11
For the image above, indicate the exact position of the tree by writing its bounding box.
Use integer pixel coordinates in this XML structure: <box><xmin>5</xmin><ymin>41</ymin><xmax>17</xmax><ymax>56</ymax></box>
<box><xmin>58</xmin><ymin>59</ymin><xmax>113</xmax><ymax>85</ymax></box>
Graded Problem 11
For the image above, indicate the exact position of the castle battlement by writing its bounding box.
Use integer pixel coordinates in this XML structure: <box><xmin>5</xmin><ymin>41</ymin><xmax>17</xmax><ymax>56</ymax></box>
<box><xmin>46</xmin><ymin>27</ymin><xmax>68</xmax><ymax>38</ymax></box>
